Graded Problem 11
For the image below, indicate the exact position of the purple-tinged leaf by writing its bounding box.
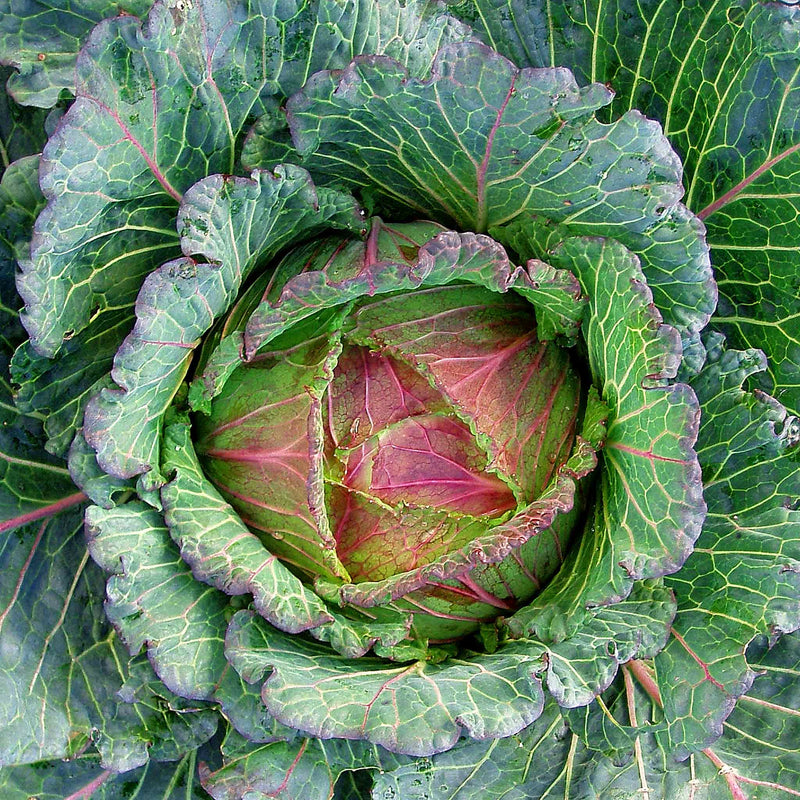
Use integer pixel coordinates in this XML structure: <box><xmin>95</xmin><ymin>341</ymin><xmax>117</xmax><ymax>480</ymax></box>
<box><xmin>196</xmin><ymin>326</ymin><xmax>350</xmax><ymax>582</ymax></box>
<box><xmin>327</xmin><ymin>346</ymin><xmax>448</xmax><ymax>450</ymax></box>
<box><xmin>83</xmin><ymin>167</ymin><xmax>362</xmax><ymax>481</ymax></box>
<box><xmin>162</xmin><ymin>422</ymin><xmax>336</xmax><ymax>634</ymax></box>
<box><xmin>328</xmin><ymin>483</ymin><xmax>490</xmax><ymax>584</ymax></box>
<box><xmin>340</xmin><ymin>412</ymin><xmax>517</xmax><ymax>516</ymax></box>
<box><xmin>347</xmin><ymin>284</ymin><xmax>581</xmax><ymax>503</ymax></box>
<box><xmin>317</xmin><ymin>433</ymin><xmax>598</xmax><ymax>610</ymax></box>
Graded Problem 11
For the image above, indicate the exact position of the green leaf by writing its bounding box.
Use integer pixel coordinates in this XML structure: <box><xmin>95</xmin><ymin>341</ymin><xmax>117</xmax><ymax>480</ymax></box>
<box><xmin>0</xmin><ymin>67</ymin><xmax>49</xmax><ymax>164</ymax></box>
<box><xmin>0</xmin><ymin>0</ymin><xmax>153</xmax><ymax>107</ymax></box>
<box><xmin>539</xmin><ymin>581</ymin><xmax>675</xmax><ymax>709</ymax></box>
<box><xmin>200</xmin><ymin>728</ymin><xmax>405</xmax><ymax>800</ymax></box>
<box><xmin>225</xmin><ymin>609</ymin><xmax>547</xmax><ymax>757</ymax></box>
<box><xmin>656</xmin><ymin>339</ymin><xmax>800</xmax><ymax>758</ymax></box>
<box><xmin>0</xmin><ymin>506</ymin><xmax>96</xmax><ymax>764</ymax></box>
<box><xmin>83</xmin><ymin>166</ymin><xmax>362</xmax><ymax>480</ymax></box>
<box><xmin>16</xmin><ymin>0</ymin><xmax>472</xmax><ymax>362</ymax></box>
<box><xmin>287</xmin><ymin>41</ymin><xmax>713</xmax><ymax>342</ymax></box>
<box><xmin>0</xmin><ymin>749</ymin><xmax>216</xmax><ymax>799</ymax></box>
<box><xmin>694</xmin><ymin>4</ymin><xmax>800</xmax><ymax>419</ymax></box>
<box><xmin>240</xmin><ymin>0</ymin><xmax>477</xmax><ymax>171</ymax></box>
<box><xmin>0</xmin><ymin>506</ymin><xmax>218</xmax><ymax>770</ymax></box>
<box><xmin>85</xmin><ymin>501</ymin><xmax>231</xmax><ymax>701</ymax></box>
<box><xmin>11</xmin><ymin>311</ymin><xmax>140</xmax><ymax>457</ymax></box>
<box><xmin>463</xmin><ymin>0</ymin><xmax>800</xmax><ymax>415</ymax></box>
<box><xmin>16</xmin><ymin>0</ymin><xmax>282</xmax><ymax>361</ymax></box>
<box><xmin>0</xmin><ymin>154</ymin><xmax>43</xmax><ymax>359</ymax></box>
<box><xmin>369</xmin><ymin>701</ymin><xmax>578</xmax><ymax>800</ymax></box>
<box><xmin>707</xmin><ymin>631</ymin><xmax>800</xmax><ymax>799</ymax></box>
<box><xmin>508</xmin><ymin>237</ymin><xmax>705</xmax><ymax>638</ymax></box>
<box><xmin>0</xmin><ymin>156</ymin><xmax>83</xmax><ymax>528</ymax></box>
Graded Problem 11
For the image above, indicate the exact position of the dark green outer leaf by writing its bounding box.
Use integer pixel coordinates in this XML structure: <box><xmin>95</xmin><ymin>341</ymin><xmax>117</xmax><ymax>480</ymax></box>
<box><xmin>17</xmin><ymin>0</ymin><xmax>474</xmax><ymax>362</ymax></box>
<box><xmin>656</xmin><ymin>339</ymin><xmax>800</xmax><ymax>759</ymax></box>
<box><xmin>0</xmin><ymin>0</ymin><xmax>473</xmax><ymax>110</ymax></box>
<box><xmin>287</xmin><ymin>40</ymin><xmax>713</xmax><ymax>343</ymax></box>
<box><xmin>0</xmin><ymin>66</ymin><xmax>49</xmax><ymax>163</ymax></box>
<box><xmin>200</xmin><ymin>728</ymin><xmax>406</xmax><ymax>800</ymax></box>
<box><xmin>0</xmin><ymin>750</ymin><xmax>215</xmax><ymax>800</ymax></box>
<box><xmin>709</xmin><ymin>631</ymin><xmax>800</xmax><ymax>800</ymax></box>
<box><xmin>0</xmin><ymin>156</ymin><xmax>82</xmax><ymax>525</ymax></box>
<box><xmin>0</xmin><ymin>0</ymin><xmax>153</xmax><ymax>108</ymax></box>
<box><xmin>0</xmin><ymin>506</ymin><xmax>219</xmax><ymax>771</ymax></box>
<box><xmin>461</xmin><ymin>0</ymin><xmax>799</xmax><ymax>415</ymax></box>
<box><xmin>0</xmin><ymin>155</ymin><xmax>42</xmax><ymax>360</ymax></box>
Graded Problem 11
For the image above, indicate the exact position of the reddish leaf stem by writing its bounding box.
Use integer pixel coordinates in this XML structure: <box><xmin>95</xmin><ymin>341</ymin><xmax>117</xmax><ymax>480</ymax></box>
<box><xmin>0</xmin><ymin>491</ymin><xmax>87</xmax><ymax>533</ymax></box>
<box><xmin>63</xmin><ymin>769</ymin><xmax>113</xmax><ymax>800</ymax></box>
<box><xmin>697</xmin><ymin>141</ymin><xmax>800</xmax><ymax>220</ymax></box>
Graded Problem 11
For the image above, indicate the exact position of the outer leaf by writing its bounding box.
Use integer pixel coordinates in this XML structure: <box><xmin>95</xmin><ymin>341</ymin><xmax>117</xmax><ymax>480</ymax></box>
<box><xmin>507</xmin><ymin>237</ymin><xmax>704</xmax><ymax>639</ymax></box>
<box><xmin>15</xmin><ymin>0</ymin><xmax>372</xmax><ymax>458</ymax></box>
<box><xmin>0</xmin><ymin>156</ymin><xmax>82</xmax><ymax>526</ymax></box>
<box><xmin>0</xmin><ymin>66</ymin><xmax>49</xmax><ymax>162</ymax></box>
<box><xmin>0</xmin><ymin>154</ymin><xmax>42</xmax><ymax>359</ymax></box>
<box><xmin>0</xmin><ymin>506</ymin><xmax>218</xmax><ymax>770</ymax></box>
<box><xmin>544</xmin><ymin>634</ymin><xmax>800</xmax><ymax>799</ymax></box>
<box><xmin>0</xmin><ymin>0</ymin><xmax>152</xmax><ymax>107</ymax></box>
<box><xmin>656</xmin><ymin>340</ymin><xmax>800</xmax><ymax>758</ymax></box>
<box><xmin>287</xmin><ymin>41</ymin><xmax>713</xmax><ymax>342</ymax></box>
<box><xmin>369</xmin><ymin>701</ymin><xmax>579</xmax><ymax>800</ymax></box>
<box><xmin>12</xmin><ymin>310</ymin><xmax>140</xmax><ymax>457</ymax></box>
<box><xmin>85</xmin><ymin>501</ymin><xmax>231</xmax><ymax>701</ymax></box>
<box><xmin>200</xmin><ymin>728</ymin><xmax>406</xmax><ymax>800</ymax></box>
<box><xmin>83</xmin><ymin>167</ymin><xmax>362</xmax><ymax>480</ymax></box>
<box><xmin>693</xmin><ymin>4</ymin><xmax>800</xmax><ymax>418</ymax></box>
<box><xmin>706</xmin><ymin>631</ymin><xmax>800</xmax><ymax>800</ymax></box>
<box><xmin>540</xmin><ymin>581</ymin><xmax>675</xmax><ymax>709</ymax></box>
<box><xmin>0</xmin><ymin>506</ymin><xmax>96</xmax><ymax>764</ymax></box>
<box><xmin>0</xmin><ymin>0</ymin><xmax>472</xmax><ymax>110</ymax></box>
<box><xmin>225</xmin><ymin>609</ymin><xmax>547</xmax><ymax>757</ymax></box>
<box><xmin>79</xmin><ymin>653</ymin><xmax>219</xmax><ymax>772</ymax></box>
<box><xmin>464</xmin><ymin>0</ymin><xmax>800</xmax><ymax>415</ymax></box>
<box><xmin>17</xmin><ymin>0</ymin><xmax>473</xmax><ymax>360</ymax></box>
<box><xmin>0</xmin><ymin>752</ymin><xmax>215</xmax><ymax>800</ymax></box>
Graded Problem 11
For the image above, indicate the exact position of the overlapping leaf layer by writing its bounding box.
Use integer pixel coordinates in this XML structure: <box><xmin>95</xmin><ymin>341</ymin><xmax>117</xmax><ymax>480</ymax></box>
<box><xmin>1</xmin><ymin>1</ymin><xmax>798</xmax><ymax>799</ymax></box>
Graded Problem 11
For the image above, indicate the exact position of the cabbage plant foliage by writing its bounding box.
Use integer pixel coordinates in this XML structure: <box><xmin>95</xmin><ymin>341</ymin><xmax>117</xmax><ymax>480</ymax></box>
<box><xmin>0</xmin><ymin>1</ymin><xmax>799</xmax><ymax>798</ymax></box>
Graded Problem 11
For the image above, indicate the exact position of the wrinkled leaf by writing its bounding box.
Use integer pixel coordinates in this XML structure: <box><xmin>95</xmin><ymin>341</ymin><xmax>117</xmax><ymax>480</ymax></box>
<box><xmin>656</xmin><ymin>339</ymin><xmax>800</xmax><ymax>758</ymax></box>
<box><xmin>84</xmin><ymin>166</ymin><xmax>362</xmax><ymax>480</ymax></box>
<box><xmin>85</xmin><ymin>502</ymin><xmax>231</xmax><ymax>701</ymax></box>
<box><xmin>201</xmin><ymin>728</ymin><xmax>406</xmax><ymax>800</ymax></box>
<box><xmin>508</xmin><ymin>237</ymin><xmax>704</xmax><ymax>639</ymax></box>
<box><xmin>288</xmin><ymin>41</ymin><xmax>713</xmax><ymax>343</ymax></box>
